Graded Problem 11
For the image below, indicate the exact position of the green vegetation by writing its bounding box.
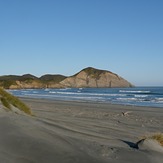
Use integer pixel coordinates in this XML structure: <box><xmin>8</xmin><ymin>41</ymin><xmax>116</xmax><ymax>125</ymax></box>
<box><xmin>0</xmin><ymin>80</ymin><xmax>17</xmax><ymax>89</ymax></box>
<box><xmin>0</xmin><ymin>87</ymin><xmax>32</xmax><ymax>115</ymax></box>
<box><xmin>16</xmin><ymin>74</ymin><xmax>38</xmax><ymax>84</ymax></box>
<box><xmin>0</xmin><ymin>97</ymin><xmax>11</xmax><ymax>109</ymax></box>
<box><xmin>40</xmin><ymin>74</ymin><xmax>66</xmax><ymax>83</ymax></box>
<box><xmin>81</xmin><ymin>67</ymin><xmax>106</xmax><ymax>79</ymax></box>
<box><xmin>0</xmin><ymin>75</ymin><xmax>20</xmax><ymax>81</ymax></box>
<box><xmin>19</xmin><ymin>74</ymin><xmax>38</xmax><ymax>81</ymax></box>
<box><xmin>0</xmin><ymin>74</ymin><xmax>67</xmax><ymax>88</ymax></box>
<box><xmin>0</xmin><ymin>75</ymin><xmax>20</xmax><ymax>88</ymax></box>
<box><xmin>0</xmin><ymin>67</ymin><xmax>133</xmax><ymax>88</ymax></box>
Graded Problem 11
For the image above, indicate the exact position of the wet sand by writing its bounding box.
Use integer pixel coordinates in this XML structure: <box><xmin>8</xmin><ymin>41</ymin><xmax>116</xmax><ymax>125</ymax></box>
<box><xmin>0</xmin><ymin>98</ymin><xmax>163</xmax><ymax>163</ymax></box>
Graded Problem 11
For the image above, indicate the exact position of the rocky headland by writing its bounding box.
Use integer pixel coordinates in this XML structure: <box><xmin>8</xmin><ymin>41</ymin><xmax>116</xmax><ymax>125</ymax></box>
<box><xmin>0</xmin><ymin>67</ymin><xmax>133</xmax><ymax>89</ymax></box>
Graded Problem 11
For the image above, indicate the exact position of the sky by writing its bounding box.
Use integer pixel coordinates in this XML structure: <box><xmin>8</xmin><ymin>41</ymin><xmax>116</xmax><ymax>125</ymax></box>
<box><xmin>0</xmin><ymin>0</ymin><xmax>163</xmax><ymax>86</ymax></box>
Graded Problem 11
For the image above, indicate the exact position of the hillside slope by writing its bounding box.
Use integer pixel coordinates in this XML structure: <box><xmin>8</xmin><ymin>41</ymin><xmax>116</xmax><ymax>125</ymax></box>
<box><xmin>0</xmin><ymin>67</ymin><xmax>133</xmax><ymax>89</ymax></box>
<box><xmin>60</xmin><ymin>67</ymin><xmax>133</xmax><ymax>88</ymax></box>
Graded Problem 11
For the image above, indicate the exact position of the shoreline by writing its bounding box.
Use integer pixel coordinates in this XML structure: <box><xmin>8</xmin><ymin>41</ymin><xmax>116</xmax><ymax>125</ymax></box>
<box><xmin>1</xmin><ymin>97</ymin><xmax>163</xmax><ymax>163</ymax></box>
<box><xmin>20</xmin><ymin>96</ymin><xmax>163</xmax><ymax>110</ymax></box>
<box><xmin>8</xmin><ymin>86</ymin><xmax>163</xmax><ymax>108</ymax></box>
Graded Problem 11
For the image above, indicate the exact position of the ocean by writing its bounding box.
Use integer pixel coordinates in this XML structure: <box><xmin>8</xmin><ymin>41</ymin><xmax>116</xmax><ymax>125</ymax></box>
<box><xmin>9</xmin><ymin>87</ymin><xmax>163</xmax><ymax>108</ymax></box>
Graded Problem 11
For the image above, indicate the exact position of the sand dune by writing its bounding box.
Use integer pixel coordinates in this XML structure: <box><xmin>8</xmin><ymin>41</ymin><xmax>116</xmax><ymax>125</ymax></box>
<box><xmin>0</xmin><ymin>98</ymin><xmax>163</xmax><ymax>163</ymax></box>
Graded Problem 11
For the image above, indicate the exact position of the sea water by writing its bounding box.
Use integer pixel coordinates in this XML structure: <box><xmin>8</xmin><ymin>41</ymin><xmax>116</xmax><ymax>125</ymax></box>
<box><xmin>9</xmin><ymin>87</ymin><xmax>163</xmax><ymax>108</ymax></box>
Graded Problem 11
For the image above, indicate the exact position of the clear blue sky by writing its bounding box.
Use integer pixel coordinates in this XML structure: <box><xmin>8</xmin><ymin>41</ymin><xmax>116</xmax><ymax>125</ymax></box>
<box><xmin>0</xmin><ymin>0</ymin><xmax>163</xmax><ymax>86</ymax></box>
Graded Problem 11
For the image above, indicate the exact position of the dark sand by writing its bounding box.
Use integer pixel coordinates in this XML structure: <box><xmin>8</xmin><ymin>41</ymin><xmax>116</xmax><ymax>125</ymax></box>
<box><xmin>0</xmin><ymin>98</ymin><xmax>163</xmax><ymax>163</ymax></box>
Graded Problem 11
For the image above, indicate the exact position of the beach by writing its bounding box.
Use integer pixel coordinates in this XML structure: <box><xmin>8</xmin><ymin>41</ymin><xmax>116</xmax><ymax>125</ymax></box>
<box><xmin>0</xmin><ymin>98</ymin><xmax>163</xmax><ymax>163</ymax></box>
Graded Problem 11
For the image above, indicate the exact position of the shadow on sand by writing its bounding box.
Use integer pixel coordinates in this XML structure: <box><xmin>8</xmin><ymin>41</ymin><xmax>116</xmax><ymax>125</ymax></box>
<box><xmin>121</xmin><ymin>140</ymin><xmax>138</xmax><ymax>149</ymax></box>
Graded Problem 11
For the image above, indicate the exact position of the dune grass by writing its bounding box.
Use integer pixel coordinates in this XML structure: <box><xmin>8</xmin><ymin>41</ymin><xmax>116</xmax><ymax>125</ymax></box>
<box><xmin>0</xmin><ymin>97</ymin><xmax>11</xmax><ymax>109</ymax></box>
<box><xmin>141</xmin><ymin>133</ymin><xmax>163</xmax><ymax>147</ymax></box>
<box><xmin>0</xmin><ymin>87</ymin><xmax>32</xmax><ymax>115</ymax></box>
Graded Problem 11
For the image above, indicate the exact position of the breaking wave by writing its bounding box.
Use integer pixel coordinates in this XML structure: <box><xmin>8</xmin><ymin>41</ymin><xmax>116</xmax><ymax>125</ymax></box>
<box><xmin>119</xmin><ymin>90</ymin><xmax>151</xmax><ymax>93</ymax></box>
<box><xmin>9</xmin><ymin>87</ymin><xmax>163</xmax><ymax>108</ymax></box>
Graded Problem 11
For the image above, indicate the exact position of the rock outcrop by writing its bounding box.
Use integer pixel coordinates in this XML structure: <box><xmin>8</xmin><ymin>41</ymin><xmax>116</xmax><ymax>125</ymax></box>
<box><xmin>60</xmin><ymin>67</ymin><xmax>133</xmax><ymax>88</ymax></box>
<box><xmin>0</xmin><ymin>67</ymin><xmax>133</xmax><ymax>89</ymax></box>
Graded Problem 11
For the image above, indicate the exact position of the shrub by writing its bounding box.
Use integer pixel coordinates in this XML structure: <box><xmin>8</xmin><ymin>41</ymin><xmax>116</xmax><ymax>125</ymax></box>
<box><xmin>0</xmin><ymin>80</ymin><xmax>17</xmax><ymax>89</ymax></box>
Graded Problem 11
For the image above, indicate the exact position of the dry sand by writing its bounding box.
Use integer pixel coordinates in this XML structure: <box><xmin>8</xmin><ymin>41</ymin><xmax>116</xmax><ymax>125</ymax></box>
<box><xmin>0</xmin><ymin>98</ymin><xmax>163</xmax><ymax>163</ymax></box>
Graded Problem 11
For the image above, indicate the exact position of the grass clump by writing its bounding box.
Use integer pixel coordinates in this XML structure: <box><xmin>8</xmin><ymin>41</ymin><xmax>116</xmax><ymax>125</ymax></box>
<box><xmin>0</xmin><ymin>87</ymin><xmax>32</xmax><ymax>115</ymax></box>
<box><xmin>142</xmin><ymin>133</ymin><xmax>163</xmax><ymax>146</ymax></box>
<box><xmin>0</xmin><ymin>97</ymin><xmax>11</xmax><ymax>109</ymax></box>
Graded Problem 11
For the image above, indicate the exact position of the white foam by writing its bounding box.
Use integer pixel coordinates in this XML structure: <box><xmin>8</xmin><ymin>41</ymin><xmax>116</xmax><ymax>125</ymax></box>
<box><xmin>117</xmin><ymin>98</ymin><xmax>137</xmax><ymax>101</ymax></box>
<box><xmin>119</xmin><ymin>90</ymin><xmax>150</xmax><ymax>93</ymax></box>
<box><xmin>49</xmin><ymin>91</ymin><xmax>127</xmax><ymax>97</ymax></box>
<box><xmin>9</xmin><ymin>88</ymin><xmax>163</xmax><ymax>107</ymax></box>
<box><xmin>134</xmin><ymin>95</ymin><xmax>149</xmax><ymax>98</ymax></box>
<box><xmin>155</xmin><ymin>98</ymin><xmax>163</xmax><ymax>103</ymax></box>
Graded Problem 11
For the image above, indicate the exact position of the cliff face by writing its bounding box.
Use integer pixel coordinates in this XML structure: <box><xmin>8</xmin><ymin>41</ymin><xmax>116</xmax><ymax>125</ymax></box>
<box><xmin>0</xmin><ymin>67</ymin><xmax>133</xmax><ymax>89</ymax></box>
<box><xmin>60</xmin><ymin>67</ymin><xmax>133</xmax><ymax>88</ymax></box>
<box><xmin>9</xmin><ymin>80</ymin><xmax>44</xmax><ymax>89</ymax></box>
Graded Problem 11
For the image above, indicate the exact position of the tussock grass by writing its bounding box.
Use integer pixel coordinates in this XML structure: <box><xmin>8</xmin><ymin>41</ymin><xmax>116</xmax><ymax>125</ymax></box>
<box><xmin>0</xmin><ymin>87</ymin><xmax>32</xmax><ymax>115</ymax></box>
<box><xmin>142</xmin><ymin>133</ymin><xmax>163</xmax><ymax>146</ymax></box>
<box><xmin>0</xmin><ymin>97</ymin><xmax>11</xmax><ymax>109</ymax></box>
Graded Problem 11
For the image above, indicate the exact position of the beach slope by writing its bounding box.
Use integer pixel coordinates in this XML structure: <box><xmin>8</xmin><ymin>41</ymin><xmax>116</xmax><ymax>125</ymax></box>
<box><xmin>0</xmin><ymin>98</ymin><xmax>163</xmax><ymax>163</ymax></box>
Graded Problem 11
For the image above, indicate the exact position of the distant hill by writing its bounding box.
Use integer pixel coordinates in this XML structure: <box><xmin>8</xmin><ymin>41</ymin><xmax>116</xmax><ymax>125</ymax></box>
<box><xmin>40</xmin><ymin>74</ymin><xmax>66</xmax><ymax>83</ymax></box>
<box><xmin>0</xmin><ymin>67</ymin><xmax>133</xmax><ymax>89</ymax></box>
<box><xmin>60</xmin><ymin>67</ymin><xmax>133</xmax><ymax>88</ymax></box>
